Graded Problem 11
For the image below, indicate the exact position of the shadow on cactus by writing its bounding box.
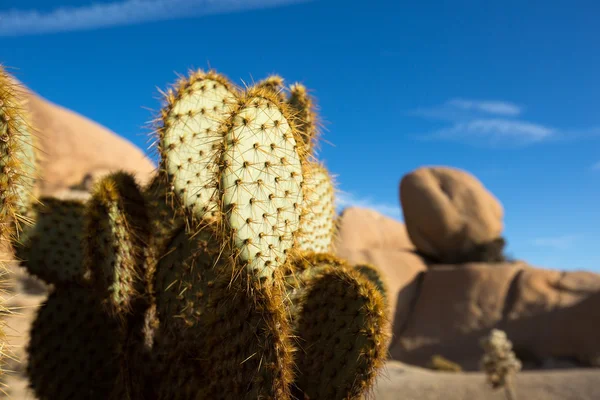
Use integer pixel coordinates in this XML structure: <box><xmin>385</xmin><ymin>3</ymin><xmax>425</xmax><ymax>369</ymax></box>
<box><xmin>15</xmin><ymin>68</ymin><xmax>390</xmax><ymax>399</ymax></box>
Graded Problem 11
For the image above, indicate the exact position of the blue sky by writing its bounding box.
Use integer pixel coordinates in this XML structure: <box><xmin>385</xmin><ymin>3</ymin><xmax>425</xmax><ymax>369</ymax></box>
<box><xmin>1</xmin><ymin>0</ymin><xmax>599</xmax><ymax>271</ymax></box>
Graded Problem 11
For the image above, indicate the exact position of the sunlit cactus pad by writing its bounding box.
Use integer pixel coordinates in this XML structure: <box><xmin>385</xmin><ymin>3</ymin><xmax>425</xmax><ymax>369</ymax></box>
<box><xmin>220</xmin><ymin>89</ymin><xmax>304</xmax><ymax>279</ymax></box>
<box><xmin>159</xmin><ymin>70</ymin><xmax>238</xmax><ymax>220</ymax></box>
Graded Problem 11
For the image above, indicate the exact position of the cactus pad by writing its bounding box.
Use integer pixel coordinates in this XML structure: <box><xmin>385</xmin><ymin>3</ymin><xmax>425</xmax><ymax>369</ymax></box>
<box><xmin>287</xmin><ymin>83</ymin><xmax>318</xmax><ymax>156</ymax></box>
<box><xmin>0</xmin><ymin>66</ymin><xmax>38</xmax><ymax>240</ymax></box>
<box><xmin>354</xmin><ymin>263</ymin><xmax>388</xmax><ymax>301</ymax></box>
<box><xmin>153</xmin><ymin>224</ymin><xmax>220</xmax><ymax>334</ymax></box>
<box><xmin>255</xmin><ymin>75</ymin><xmax>285</xmax><ymax>99</ymax></box>
<box><xmin>14</xmin><ymin>197</ymin><xmax>86</xmax><ymax>285</ymax></box>
<box><xmin>159</xmin><ymin>70</ymin><xmax>238</xmax><ymax>221</ymax></box>
<box><xmin>220</xmin><ymin>90</ymin><xmax>304</xmax><ymax>280</ymax></box>
<box><xmin>85</xmin><ymin>172</ymin><xmax>150</xmax><ymax>317</ymax></box>
<box><xmin>297</xmin><ymin>162</ymin><xmax>336</xmax><ymax>253</ymax></box>
<box><xmin>290</xmin><ymin>260</ymin><xmax>389</xmax><ymax>399</ymax></box>
<box><xmin>27</xmin><ymin>286</ymin><xmax>122</xmax><ymax>400</ymax></box>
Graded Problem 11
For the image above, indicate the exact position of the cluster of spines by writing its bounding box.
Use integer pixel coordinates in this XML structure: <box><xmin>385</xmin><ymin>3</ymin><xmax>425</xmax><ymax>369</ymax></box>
<box><xmin>17</xmin><ymin>67</ymin><xmax>391</xmax><ymax>400</ymax></box>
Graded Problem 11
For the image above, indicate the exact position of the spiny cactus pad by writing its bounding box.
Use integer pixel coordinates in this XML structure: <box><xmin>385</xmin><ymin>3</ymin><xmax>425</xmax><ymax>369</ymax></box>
<box><xmin>354</xmin><ymin>263</ymin><xmax>388</xmax><ymax>301</ymax></box>
<box><xmin>0</xmin><ymin>66</ymin><xmax>37</xmax><ymax>240</ymax></box>
<box><xmin>85</xmin><ymin>172</ymin><xmax>150</xmax><ymax>317</ymax></box>
<box><xmin>14</xmin><ymin>197</ymin><xmax>86</xmax><ymax>285</ymax></box>
<box><xmin>289</xmin><ymin>256</ymin><xmax>389</xmax><ymax>400</ymax></box>
<box><xmin>220</xmin><ymin>90</ymin><xmax>304</xmax><ymax>280</ymax></box>
<box><xmin>255</xmin><ymin>75</ymin><xmax>285</xmax><ymax>99</ymax></box>
<box><xmin>153</xmin><ymin>224</ymin><xmax>220</xmax><ymax>334</ymax></box>
<box><xmin>297</xmin><ymin>162</ymin><xmax>336</xmax><ymax>253</ymax></box>
<box><xmin>159</xmin><ymin>70</ymin><xmax>238</xmax><ymax>221</ymax></box>
<box><xmin>287</xmin><ymin>83</ymin><xmax>318</xmax><ymax>156</ymax></box>
<box><xmin>27</xmin><ymin>286</ymin><xmax>122</xmax><ymax>400</ymax></box>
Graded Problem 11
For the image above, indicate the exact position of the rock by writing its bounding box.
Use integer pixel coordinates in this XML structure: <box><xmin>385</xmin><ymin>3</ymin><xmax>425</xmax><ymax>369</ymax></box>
<box><xmin>17</xmin><ymin>78</ymin><xmax>156</xmax><ymax>195</ymax></box>
<box><xmin>399</xmin><ymin>167</ymin><xmax>504</xmax><ymax>263</ymax></box>
<box><xmin>374</xmin><ymin>361</ymin><xmax>600</xmax><ymax>400</ymax></box>
<box><xmin>391</xmin><ymin>263</ymin><xmax>600</xmax><ymax>370</ymax></box>
<box><xmin>333</xmin><ymin>206</ymin><xmax>415</xmax><ymax>253</ymax></box>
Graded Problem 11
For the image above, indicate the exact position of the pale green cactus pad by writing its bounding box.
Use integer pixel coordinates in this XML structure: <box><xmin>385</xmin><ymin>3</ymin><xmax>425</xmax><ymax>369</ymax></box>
<box><xmin>159</xmin><ymin>70</ymin><xmax>238</xmax><ymax>220</ymax></box>
<box><xmin>221</xmin><ymin>89</ymin><xmax>304</xmax><ymax>279</ymax></box>
<box><xmin>297</xmin><ymin>162</ymin><xmax>336</xmax><ymax>253</ymax></box>
<box><xmin>14</xmin><ymin>197</ymin><xmax>86</xmax><ymax>285</ymax></box>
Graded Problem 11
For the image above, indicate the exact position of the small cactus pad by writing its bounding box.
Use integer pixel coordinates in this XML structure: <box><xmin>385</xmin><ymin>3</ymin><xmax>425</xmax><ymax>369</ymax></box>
<box><xmin>85</xmin><ymin>172</ymin><xmax>150</xmax><ymax>317</ymax></box>
<box><xmin>153</xmin><ymin>224</ymin><xmax>220</xmax><ymax>335</ymax></box>
<box><xmin>159</xmin><ymin>70</ymin><xmax>238</xmax><ymax>221</ymax></box>
<box><xmin>255</xmin><ymin>75</ymin><xmax>285</xmax><ymax>99</ymax></box>
<box><xmin>291</xmin><ymin>265</ymin><xmax>389</xmax><ymax>400</ymax></box>
<box><xmin>297</xmin><ymin>162</ymin><xmax>336</xmax><ymax>253</ymax></box>
<box><xmin>0</xmin><ymin>67</ymin><xmax>38</xmax><ymax>240</ymax></box>
<box><xmin>287</xmin><ymin>83</ymin><xmax>318</xmax><ymax>155</ymax></box>
<box><xmin>220</xmin><ymin>90</ymin><xmax>304</xmax><ymax>280</ymax></box>
<box><xmin>14</xmin><ymin>197</ymin><xmax>86</xmax><ymax>285</ymax></box>
<box><xmin>354</xmin><ymin>263</ymin><xmax>388</xmax><ymax>301</ymax></box>
<box><xmin>27</xmin><ymin>286</ymin><xmax>122</xmax><ymax>400</ymax></box>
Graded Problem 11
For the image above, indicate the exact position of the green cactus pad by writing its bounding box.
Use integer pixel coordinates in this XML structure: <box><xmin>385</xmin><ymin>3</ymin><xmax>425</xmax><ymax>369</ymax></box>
<box><xmin>220</xmin><ymin>89</ymin><xmax>305</xmax><ymax>280</ymax></box>
<box><xmin>0</xmin><ymin>67</ymin><xmax>38</xmax><ymax>241</ymax></box>
<box><xmin>287</xmin><ymin>83</ymin><xmax>319</xmax><ymax>156</ymax></box>
<box><xmin>354</xmin><ymin>263</ymin><xmax>388</xmax><ymax>302</ymax></box>
<box><xmin>297</xmin><ymin>162</ymin><xmax>336</xmax><ymax>253</ymax></box>
<box><xmin>85</xmin><ymin>172</ymin><xmax>150</xmax><ymax>317</ymax></box>
<box><xmin>27</xmin><ymin>286</ymin><xmax>122</xmax><ymax>400</ymax></box>
<box><xmin>14</xmin><ymin>197</ymin><xmax>86</xmax><ymax>285</ymax></box>
<box><xmin>290</xmin><ymin>263</ymin><xmax>389</xmax><ymax>400</ymax></box>
<box><xmin>153</xmin><ymin>224</ymin><xmax>220</xmax><ymax>335</ymax></box>
<box><xmin>159</xmin><ymin>70</ymin><xmax>238</xmax><ymax>221</ymax></box>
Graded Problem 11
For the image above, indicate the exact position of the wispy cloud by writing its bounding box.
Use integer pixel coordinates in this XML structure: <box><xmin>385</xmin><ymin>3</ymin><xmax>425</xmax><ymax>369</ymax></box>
<box><xmin>409</xmin><ymin>98</ymin><xmax>557</xmax><ymax>146</ymax></box>
<box><xmin>336</xmin><ymin>192</ymin><xmax>402</xmax><ymax>220</ymax></box>
<box><xmin>447</xmin><ymin>98</ymin><xmax>522</xmax><ymax>116</ymax></box>
<box><xmin>0</xmin><ymin>0</ymin><xmax>310</xmax><ymax>37</ymax></box>
<box><xmin>592</xmin><ymin>161</ymin><xmax>600</xmax><ymax>171</ymax></box>
<box><xmin>532</xmin><ymin>235</ymin><xmax>578</xmax><ymax>250</ymax></box>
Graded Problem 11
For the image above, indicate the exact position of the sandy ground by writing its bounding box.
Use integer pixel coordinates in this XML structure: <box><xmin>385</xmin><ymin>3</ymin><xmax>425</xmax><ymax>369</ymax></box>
<box><xmin>2</xmin><ymin>263</ymin><xmax>599</xmax><ymax>400</ymax></box>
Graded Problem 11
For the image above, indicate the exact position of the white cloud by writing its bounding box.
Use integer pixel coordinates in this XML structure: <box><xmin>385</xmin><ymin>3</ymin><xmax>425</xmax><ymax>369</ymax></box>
<box><xmin>409</xmin><ymin>98</ymin><xmax>560</xmax><ymax>146</ymax></box>
<box><xmin>336</xmin><ymin>191</ymin><xmax>402</xmax><ymax>220</ymax></box>
<box><xmin>0</xmin><ymin>0</ymin><xmax>310</xmax><ymax>36</ymax></box>
<box><xmin>430</xmin><ymin>118</ymin><xmax>554</xmax><ymax>144</ymax></box>
<box><xmin>532</xmin><ymin>235</ymin><xmax>578</xmax><ymax>250</ymax></box>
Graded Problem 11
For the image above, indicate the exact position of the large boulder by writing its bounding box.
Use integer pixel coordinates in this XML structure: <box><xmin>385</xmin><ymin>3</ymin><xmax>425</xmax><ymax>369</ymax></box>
<box><xmin>391</xmin><ymin>263</ymin><xmax>600</xmax><ymax>370</ymax></box>
<box><xmin>18</xmin><ymin>78</ymin><xmax>156</xmax><ymax>195</ymax></box>
<box><xmin>399</xmin><ymin>167</ymin><xmax>504</xmax><ymax>263</ymax></box>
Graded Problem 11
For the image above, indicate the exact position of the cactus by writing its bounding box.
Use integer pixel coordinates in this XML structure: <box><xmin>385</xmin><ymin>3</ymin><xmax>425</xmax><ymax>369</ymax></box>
<box><xmin>286</xmin><ymin>252</ymin><xmax>390</xmax><ymax>400</ymax></box>
<box><xmin>0</xmin><ymin>66</ymin><xmax>38</xmax><ymax>241</ymax></box>
<box><xmin>297</xmin><ymin>161</ymin><xmax>336</xmax><ymax>253</ymax></box>
<box><xmin>16</xmin><ymin>68</ymin><xmax>390</xmax><ymax>400</ymax></box>
<box><xmin>287</xmin><ymin>83</ymin><xmax>319</xmax><ymax>156</ymax></box>
<box><xmin>14</xmin><ymin>198</ymin><xmax>86</xmax><ymax>285</ymax></box>
<box><xmin>255</xmin><ymin>74</ymin><xmax>286</xmax><ymax>99</ymax></box>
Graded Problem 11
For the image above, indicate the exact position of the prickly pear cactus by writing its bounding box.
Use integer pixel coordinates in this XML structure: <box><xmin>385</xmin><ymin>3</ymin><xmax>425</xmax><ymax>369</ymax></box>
<box><xmin>219</xmin><ymin>89</ymin><xmax>305</xmax><ymax>280</ymax></box>
<box><xmin>158</xmin><ymin>70</ymin><xmax>238</xmax><ymax>221</ymax></box>
<box><xmin>287</xmin><ymin>253</ymin><xmax>390</xmax><ymax>400</ymax></box>
<box><xmin>287</xmin><ymin>83</ymin><xmax>318</xmax><ymax>156</ymax></box>
<box><xmin>0</xmin><ymin>66</ymin><xmax>38</xmax><ymax>240</ymax></box>
<box><xmin>14</xmin><ymin>198</ymin><xmax>86</xmax><ymax>285</ymax></box>
<box><xmin>27</xmin><ymin>286</ymin><xmax>123</xmax><ymax>400</ymax></box>
<box><xmin>85</xmin><ymin>172</ymin><xmax>150</xmax><ymax>318</ymax></box>
<box><xmin>18</xmin><ymin>67</ymin><xmax>391</xmax><ymax>400</ymax></box>
<box><xmin>297</xmin><ymin>161</ymin><xmax>336</xmax><ymax>253</ymax></box>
